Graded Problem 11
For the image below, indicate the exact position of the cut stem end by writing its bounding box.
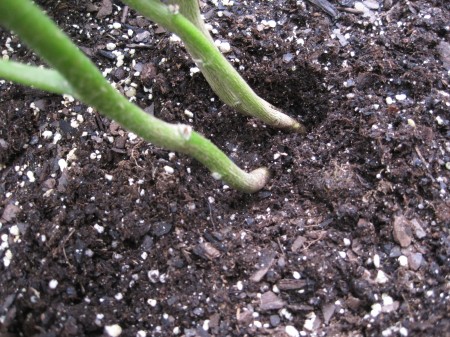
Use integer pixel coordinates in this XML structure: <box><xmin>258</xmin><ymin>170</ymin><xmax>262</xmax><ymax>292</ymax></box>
<box><xmin>239</xmin><ymin>167</ymin><xmax>271</xmax><ymax>193</ymax></box>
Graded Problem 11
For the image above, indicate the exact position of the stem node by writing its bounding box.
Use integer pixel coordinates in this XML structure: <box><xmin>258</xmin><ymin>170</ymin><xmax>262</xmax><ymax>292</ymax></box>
<box><xmin>168</xmin><ymin>4</ymin><xmax>180</xmax><ymax>15</ymax></box>
<box><xmin>178</xmin><ymin>124</ymin><xmax>193</xmax><ymax>141</ymax></box>
<box><xmin>211</xmin><ymin>172</ymin><xmax>222</xmax><ymax>180</ymax></box>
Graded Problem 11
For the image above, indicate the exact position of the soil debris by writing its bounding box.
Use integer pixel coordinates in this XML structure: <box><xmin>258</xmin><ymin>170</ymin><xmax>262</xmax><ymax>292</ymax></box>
<box><xmin>1</xmin><ymin>0</ymin><xmax>449</xmax><ymax>336</ymax></box>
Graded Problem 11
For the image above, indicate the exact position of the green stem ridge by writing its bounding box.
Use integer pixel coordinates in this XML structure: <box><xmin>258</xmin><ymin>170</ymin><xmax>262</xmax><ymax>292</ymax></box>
<box><xmin>0</xmin><ymin>0</ymin><xmax>269</xmax><ymax>193</ymax></box>
<box><xmin>123</xmin><ymin>0</ymin><xmax>306</xmax><ymax>133</ymax></box>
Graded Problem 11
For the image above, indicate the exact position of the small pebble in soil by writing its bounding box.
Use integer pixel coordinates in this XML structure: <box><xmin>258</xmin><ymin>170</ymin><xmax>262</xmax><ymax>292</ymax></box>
<box><xmin>253</xmin><ymin>321</ymin><xmax>262</xmax><ymax>328</ymax></box>
<box><xmin>375</xmin><ymin>270</ymin><xmax>388</xmax><ymax>284</ymax></box>
<box><xmin>94</xmin><ymin>224</ymin><xmax>105</xmax><ymax>234</ymax></box>
<box><xmin>280</xmin><ymin>308</ymin><xmax>293</xmax><ymax>320</ymax></box>
<box><xmin>291</xmin><ymin>236</ymin><xmax>306</xmax><ymax>252</ymax></box>
<box><xmin>398</xmin><ymin>255</ymin><xmax>408</xmax><ymax>267</ymax></box>
<box><xmin>66</xmin><ymin>286</ymin><xmax>77</xmax><ymax>298</ymax></box>
<box><xmin>407</xmin><ymin>119</ymin><xmax>416</xmax><ymax>128</ymax></box>
<box><xmin>9</xmin><ymin>225</ymin><xmax>20</xmax><ymax>236</ymax></box>
<box><xmin>147</xmin><ymin>298</ymin><xmax>157</xmax><ymax>307</ymax></box>
<box><xmin>148</xmin><ymin>270</ymin><xmax>159</xmax><ymax>283</ymax></box>
<box><xmin>42</xmin><ymin>130</ymin><xmax>53</xmax><ymax>139</ymax></box>
<box><xmin>128</xmin><ymin>132</ymin><xmax>138</xmax><ymax>141</ymax></box>
<box><xmin>371</xmin><ymin>303</ymin><xmax>382</xmax><ymax>317</ymax></box>
<box><xmin>151</xmin><ymin>221</ymin><xmax>172</xmax><ymax>237</ymax></box>
<box><xmin>363</xmin><ymin>0</ymin><xmax>379</xmax><ymax>9</ymax></box>
<box><xmin>390</xmin><ymin>246</ymin><xmax>402</xmax><ymax>257</ymax></box>
<box><xmin>106</xmin><ymin>42</ymin><xmax>117</xmax><ymax>51</ymax></box>
<box><xmin>382</xmin><ymin>293</ymin><xmax>394</xmax><ymax>306</ymax></box>
<box><xmin>411</xmin><ymin>219</ymin><xmax>426</xmax><ymax>239</ymax></box>
<box><xmin>400</xmin><ymin>327</ymin><xmax>409</xmax><ymax>336</ymax></box>
<box><xmin>322</xmin><ymin>303</ymin><xmax>336</xmax><ymax>325</ymax></box>
<box><xmin>285</xmin><ymin>325</ymin><xmax>300</xmax><ymax>337</ymax></box>
<box><xmin>408</xmin><ymin>253</ymin><xmax>423</xmax><ymax>270</ymax></box>
<box><xmin>215</xmin><ymin>40</ymin><xmax>231</xmax><ymax>53</ymax></box>
<box><xmin>125</xmin><ymin>87</ymin><xmax>136</xmax><ymax>98</ymax></box>
<box><xmin>26</xmin><ymin>171</ymin><xmax>35</xmax><ymax>182</ymax></box>
<box><xmin>95</xmin><ymin>313</ymin><xmax>104</xmax><ymax>326</ymax></box>
<box><xmin>184</xmin><ymin>109</ymin><xmax>194</xmax><ymax>118</ymax></box>
<box><xmin>373</xmin><ymin>254</ymin><xmax>380</xmax><ymax>268</ymax></box>
<box><xmin>135</xmin><ymin>31</ymin><xmax>150</xmax><ymax>42</ymax></box>
<box><xmin>3</xmin><ymin>249</ymin><xmax>12</xmax><ymax>267</ymax></box>
<box><xmin>48</xmin><ymin>279</ymin><xmax>58</xmax><ymax>289</ymax></box>
<box><xmin>260</xmin><ymin>291</ymin><xmax>285</xmax><ymax>311</ymax></box>
<box><xmin>193</xmin><ymin>242</ymin><xmax>221</xmax><ymax>260</ymax></box>
<box><xmin>164</xmin><ymin>165</ymin><xmax>174</xmax><ymax>174</ymax></box>
<box><xmin>283</xmin><ymin>53</ymin><xmax>294</xmax><ymax>63</ymax></box>
<box><xmin>203</xmin><ymin>320</ymin><xmax>210</xmax><ymax>331</ymax></box>
<box><xmin>58</xmin><ymin>159</ymin><xmax>68</xmax><ymax>172</ymax></box>
<box><xmin>393</xmin><ymin>215</ymin><xmax>413</xmax><ymax>248</ymax></box>
<box><xmin>169</xmin><ymin>33</ymin><xmax>181</xmax><ymax>43</ymax></box>
<box><xmin>270</xmin><ymin>315</ymin><xmax>281</xmax><ymax>327</ymax></box>
<box><xmin>104</xmin><ymin>324</ymin><xmax>122</xmax><ymax>337</ymax></box>
<box><xmin>193</xmin><ymin>307</ymin><xmax>204</xmax><ymax>316</ymax></box>
<box><xmin>190</xmin><ymin>67</ymin><xmax>200</xmax><ymax>76</ymax></box>
<box><xmin>98</xmin><ymin>50</ymin><xmax>116</xmax><ymax>60</ymax></box>
<box><xmin>304</xmin><ymin>312</ymin><xmax>319</xmax><ymax>331</ymax></box>
<box><xmin>266</xmin><ymin>20</ymin><xmax>277</xmax><ymax>28</ymax></box>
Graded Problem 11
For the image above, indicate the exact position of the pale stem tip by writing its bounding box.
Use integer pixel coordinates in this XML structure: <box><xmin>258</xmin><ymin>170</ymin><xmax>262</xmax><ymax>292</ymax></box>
<box><xmin>246</xmin><ymin>167</ymin><xmax>271</xmax><ymax>193</ymax></box>
<box><xmin>293</xmin><ymin>121</ymin><xmax>307</xmax><ymax>134</ymax></box>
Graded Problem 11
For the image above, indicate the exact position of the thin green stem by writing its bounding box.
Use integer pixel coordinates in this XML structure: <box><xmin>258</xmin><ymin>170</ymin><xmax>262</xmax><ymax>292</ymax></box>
<box><xmin>0</xmin><ymin>0</ymin><xmax>269</xmax><ymax>193</ymax></box>
<box><xmin>0</xmin><ymin>60</ymin><xmax>76</xmax><ymax>96</ymax></box>
<box><xmin>123</xmin><ymin>0</ymin><xmax>305</xmax><ymax>133</ymax></box>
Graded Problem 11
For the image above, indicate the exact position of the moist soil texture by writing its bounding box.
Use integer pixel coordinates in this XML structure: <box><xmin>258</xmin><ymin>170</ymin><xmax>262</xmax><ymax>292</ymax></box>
<box><xmin>1</xmin><ymin>0</ymin><xmax>449</xmax><ymax>336</ymax></box>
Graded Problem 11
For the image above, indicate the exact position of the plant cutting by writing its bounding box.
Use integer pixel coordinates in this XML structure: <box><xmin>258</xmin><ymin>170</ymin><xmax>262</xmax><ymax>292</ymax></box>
<box><xmin>0</xmin><ymin>0</ymin><xmax>302</xmax><ymax>192</ymax></box>
<box><xmin>122</xmin><ymin>0</ymin><xmax>305</xmax><ymax>132</ymax></box>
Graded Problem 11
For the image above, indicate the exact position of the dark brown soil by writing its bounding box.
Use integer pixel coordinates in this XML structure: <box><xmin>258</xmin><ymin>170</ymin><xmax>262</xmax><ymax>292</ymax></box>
<box><xmin>1</xmin><ymin>0</ymin><xmax>449</xmax><ymax>336</ymax></box>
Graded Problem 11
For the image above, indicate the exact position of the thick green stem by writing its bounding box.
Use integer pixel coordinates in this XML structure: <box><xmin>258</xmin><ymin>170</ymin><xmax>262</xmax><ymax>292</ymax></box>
<box><xmin>0</xmin><ymin>60</ymin><xmax>76</xmax><ymax>96</ymax></box>
<box><xmin>123</xmin><ymin>0</ymin><xmax>305</xmax><ymax>133</ymax></box>
<box><xmin>0</xmin><ymin>0</ymin><xmax>269</xmax><ymax>193</ymax></box>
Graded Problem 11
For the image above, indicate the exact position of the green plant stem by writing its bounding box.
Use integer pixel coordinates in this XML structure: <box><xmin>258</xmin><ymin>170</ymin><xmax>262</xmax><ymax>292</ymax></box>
<box><xmin>123</xmin><ymin>0</ymin><xmax>305</xmax><ymax>133</ymax></box>
<box><xmin>0</xmin><ymin>60</ymin><xmax>76</xmax><ymax>96</ymax></box>
<box><xmin>168</xmin><ymin>0</ymin><xmax>214</xmax><ymax>43</ymax></box>
<box><xmin>0</xmin><ymin>0</ymin><xmax>270</xmax><ymax>193</ymax></box>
